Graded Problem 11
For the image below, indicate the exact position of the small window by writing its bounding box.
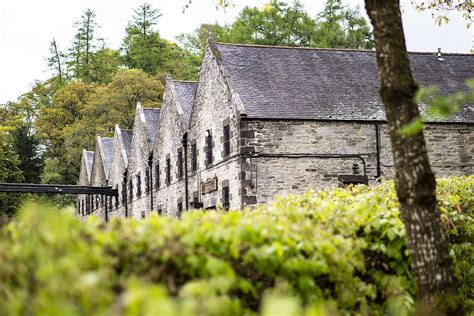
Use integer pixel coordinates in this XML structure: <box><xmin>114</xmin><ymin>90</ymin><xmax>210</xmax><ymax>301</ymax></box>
<box><xmin>157</xmin><ymin>208</ymin><xmax>162</xmax><ymax>216</ymax></box>
<box><xmin>136</xmin><ymin>173</ymin><xmax>141</xmax><ymax>197</ymax></box>
<box><xmin>223</xmin><ymin>125</ymin><xmax>231</xmax><ymax>156</ymax></box>
<box><xmin>205</xmin><ymin>130</ymin><xmax>213</xmax><ymax>166</ymax></box>
<box><xmin>155</xmin><ymin>163</ymin><xmax>160</xmax><ymax>188</ymax></box>
<box><xmin>129</xmin><ymin>179</ymin><xmax>133</xmax><ymax>201</ymax></box>
<box><xmin>191</xmin><ymin>143</ymin><xmax>197</xmax><ymax>171</ymax></box>
<box><xmin>121</xmin><ymin>181</ymin><xmax>126</xmax><ymax>205</ymax></box>
<box><xmin>222</xmin><ymin>186</ymin><xmax>230</xmax><ymax>211</ymax></box>
<box><xmin>114</xmin><ymin>185</ymin><xmax>119</xmax><ymax>208</ymax></box>
<box><xmin>145</xmin><ymin>168</ymin><xmax>150</xmax><ymax>194</ymax></box>
<box><xmin>141</xmin><ymin>211</ymin><xmax>145</xmax><ymax>219</ymax></box>
<box><xmin>166</xmin><ymin>158</ymin><xmax>171</xmax><ymax>184</ymax></box>
<box><xmin>177</xmin><ymin>202</ymin><xmax>183</xmax><ymax>214</ymax></box>
<box><xmin>108</xmin><ymin>196</ymin><xmax>113</xmax><ymax>210</ymax></box>
<box><xmin>178</xmin><ymin>149</ymin><xmax>184</xmax><ymax>180</ymax></box>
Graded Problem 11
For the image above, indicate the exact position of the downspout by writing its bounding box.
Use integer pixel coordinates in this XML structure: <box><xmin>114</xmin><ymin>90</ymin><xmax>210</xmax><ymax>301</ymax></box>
<box><xmin>123</xmin><ymin>170</ymin><xmax>128</xmax><ymax>218</ymax></box>
<box><xmin>182</xmin><ymin>133</ymin><xmax>189</xmax><ymax>210</ymax></box>
<box><xmin>375</xmin><ymin>122</ymin><xmax>381</xmax><ymax>179</ymax></box>
<box><xmin>148</xmin><ymin>153</ymin><xmax>154</xmax><ymax>212</ymax></box>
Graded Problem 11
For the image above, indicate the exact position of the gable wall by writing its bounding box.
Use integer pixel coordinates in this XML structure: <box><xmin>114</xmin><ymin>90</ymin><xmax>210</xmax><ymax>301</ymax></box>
<box><xmin>108</xmin><ymin>132</ymin><xmax>128</xmax><ymax>219</ymax></box>
<box><xmin>127</xmin><ymin>112</ymin><xmax>152</xmax><ymax>218</ymax></box>
<box><xmin>77</xmin><ymin>153</ymin><xmax>90</xmax><ymax>218</ymax></box>
<box><xmin>89</xmin><ymin>146</ymin><xmax>107</xmax><ymax>219</ymax></box>
<box><xmin>185</xmin><ymin>45</ymin><xmax>243</xmax><ymax>213</ymax></box>
<box><xmin>152</xmin><ymin>83</ymin><xmax>186</xmax><ymax>217</ymax></box>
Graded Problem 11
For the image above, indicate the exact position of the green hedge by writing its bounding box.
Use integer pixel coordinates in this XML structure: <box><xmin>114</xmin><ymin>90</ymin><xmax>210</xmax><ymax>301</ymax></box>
<box><xmin>0</xmin><ymin>176</ymin><xmax>472</xmax><ymax>315</ymax></box>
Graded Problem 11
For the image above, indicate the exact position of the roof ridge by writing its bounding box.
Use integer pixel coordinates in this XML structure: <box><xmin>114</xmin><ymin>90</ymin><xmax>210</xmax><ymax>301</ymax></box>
<box><xmin>215</xmin><ymin>42</ymin><xmax>473</xmax><ymax>56</ymax></box>
<box><xmin>173</xmin><ymin>80</ymin><xmax>198</xmax><ymax>84</ymax></box>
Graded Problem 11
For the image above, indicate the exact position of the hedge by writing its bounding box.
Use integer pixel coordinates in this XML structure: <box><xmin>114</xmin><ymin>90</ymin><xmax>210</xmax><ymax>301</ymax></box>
<box><xmin>0</xmin><ymin>176</ymin><xmax>472</xmax><ymax>315</ymax></box>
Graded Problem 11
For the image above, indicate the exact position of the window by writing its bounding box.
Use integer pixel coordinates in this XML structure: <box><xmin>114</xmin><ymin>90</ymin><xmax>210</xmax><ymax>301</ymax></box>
<box><xmin>114</xmin><ymin>185</ymin><xmax>119</xmax><ymax>208</ymax></box>
<box><xmin>157</xmin><ymin>207</ymin><xmax>162</xmax><ymax>216</ymax></box>
<box><xmin>129</xmin><ymin>179</ymin><xmax>133</xmax><ymax>201</ymax></box>
<box><xmin>145</xmin><ymin>168</ymin><xmax>150</xmax><ymax>194</ymax></box>
<box><xmin>177</xmin><ymin>202</ymin><xmax>183</xmax><ymax>214</ymax></box>
<box><xmin>155</xmin><ymin>163</ymin><xmax>160</xmax><ymax>188</ymax></box>
<box><xmin>191</xmin><ymin>144</ymin><xmax>197</xmax><ymax>171</ymax></box>
<box><xmin>223</xmin><ymin>125</ymin><xmax>231</xmax><ymax>156</ymax></box>
<box><xmin>222</xmin><ymin>186</ymin><xmax>230</xmax><ymax>211</ymax></box>
<box><xmin>121</xmin><ymin>181</ymin><xmax>126</xmax><ymax>205</ymax></box>
<box><xmin>136</xmin><ymin>173</ymin><xmax>141</xmax><ymax>197</ymax></box>
<box><xmin>205</xmin><ymin>129</ymin><xmax>213</xmax><ymax>166</ymax></box>
<box><xmin>141</xmin><ymin>211</ymin><xmax>145</xmax><ymax>219</ymax></box>
<box><xmin>108</xmin><ymin>196</ymin><xmax>113</xmax><ymax>210</ymax></box>
<box><xmin>166</xmin><ymin>158</ymin><xmax>171</xmax><ymax>184</ymax></box>
<box><xmin>178</xmin><ymin>149</ymin><xmax>184</xmax><ymax>180</ymax></box>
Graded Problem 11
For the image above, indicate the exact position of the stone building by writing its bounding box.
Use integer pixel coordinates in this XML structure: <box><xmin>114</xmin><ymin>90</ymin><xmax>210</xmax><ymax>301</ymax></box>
<box><xmin>78</xmin><ymin>41</ymin><xmax>474</xmax><ymax>220</ymax></box>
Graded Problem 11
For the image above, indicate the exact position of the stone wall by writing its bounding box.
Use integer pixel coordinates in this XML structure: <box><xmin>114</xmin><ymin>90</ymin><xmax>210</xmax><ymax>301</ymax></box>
<box><xmin>107</xmin><ymin>128</ymin><xmax>128</xmax><ymax>219</ymax></box>
<box><xmin>379</xmin><ymin>123</ymin><xmax>474</xmax><ymax>178</ymax></box>
<box><xmin>88</xmin><ymin>141</ymin><xmax>107</xmax><ymax>219</ymax></box>
<box><xmin>152</xmin><ymin>80</ymin><xmax>187</xmax><ymax>217</ymax></box>
<box><xmin>184</xmin><ymin>44</ymin><xmax>243</xmax><ymax>212</ymax></box>
<box><xmin>127</xmin><ymin>108</ymin><xmax>152</xmax><ymax>219</ymax></box>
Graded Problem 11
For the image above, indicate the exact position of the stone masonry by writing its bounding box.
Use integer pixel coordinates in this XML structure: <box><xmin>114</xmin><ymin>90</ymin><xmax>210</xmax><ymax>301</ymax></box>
<box><xmin>78</xmin><ymin>41</ymin><xmax>474</xmax><ymax>219</ymax></box>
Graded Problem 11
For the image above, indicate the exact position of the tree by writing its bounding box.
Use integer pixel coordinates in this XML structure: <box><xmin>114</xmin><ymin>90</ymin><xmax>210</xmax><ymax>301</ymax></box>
<box><xmin>364</xmin><ymin>0</ymin><xmax>457</xmax><ymax>309</ymax></box>
<box><xmin>68</xmin><ymin>9</ymin><xmax>99</xmax><ymax>82</ymax></box>
<box><xmin>11</xmin><ymin>124</ymin><xmax>44</xmax><ymax>184</ymax></box>
<box><xmin>47</xmin><ymin>38</ymin><xmax>65</xmax><ymax>82</ymax></box>
<box><xmin>412</xmin><ymin>0</ymin><xmax>473</xmax><ymax>26</ymax></box>
<box><xmin>121</xmin><ymin>3</ymin><xmax>164</xmax><ymax>74</ymax></box>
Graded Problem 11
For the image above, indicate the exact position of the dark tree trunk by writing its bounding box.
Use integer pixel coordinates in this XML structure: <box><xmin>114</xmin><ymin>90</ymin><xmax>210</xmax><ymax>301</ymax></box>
<box><xmin>364</xmin><ymin>0</ymin><xmax>457</xmax><ymax>307</ymax></box>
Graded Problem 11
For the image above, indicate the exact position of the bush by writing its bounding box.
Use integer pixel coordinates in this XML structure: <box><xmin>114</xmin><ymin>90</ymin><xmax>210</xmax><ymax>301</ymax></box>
<box><xmin>0</xmin><ymin>176</ymin><xmax>472</xmax><ymax>315</ymax></box>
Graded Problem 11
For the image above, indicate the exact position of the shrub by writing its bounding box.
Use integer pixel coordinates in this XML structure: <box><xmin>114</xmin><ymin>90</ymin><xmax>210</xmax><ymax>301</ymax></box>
<box><xmin>0</xmin><ymin>176</ymin><xmax>472</xmax><ymax>315</ymax></box>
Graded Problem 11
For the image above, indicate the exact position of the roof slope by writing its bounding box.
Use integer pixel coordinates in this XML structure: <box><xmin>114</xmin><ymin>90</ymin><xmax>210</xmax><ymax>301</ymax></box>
<box><xmin>121</xmin><ymin>129</ymin><xmax>133</xmax><ymax>159</ymax></box>
<box><xmin>142</xmin><ymin>108</ymin><xmax>161</xmax><ymax>144</ymax></box>
<box><xmin>173</xmin><ymin>80</ymin><xmax>197</xmax><ymax>127</ymax></box>
<box><xmin>99</xmin><ymin>138</ymin><xmax>114</xmax><ymax>175</ymax></box>
<box><xmin>85</xmin><ymin>151</ymin><xmax>94</xmax><ymax>178</ymax></box>
<box><xmin>215</xmin><ymin>43</ymin><xmax>474</xmax><ymax>123</ymax></box>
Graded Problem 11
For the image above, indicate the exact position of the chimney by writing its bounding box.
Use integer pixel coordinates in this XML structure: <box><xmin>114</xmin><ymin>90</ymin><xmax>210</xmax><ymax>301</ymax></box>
<box><xmin>436</xmin><ymin>48</ymin><xmax>444</xmax><ymax>61</ymax></box>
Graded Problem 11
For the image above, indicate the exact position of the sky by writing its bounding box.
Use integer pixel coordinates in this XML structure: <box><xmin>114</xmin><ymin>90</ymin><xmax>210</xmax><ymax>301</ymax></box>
<box><xmin>0</xmin><ymin>0</ymin><xmax>472</xmax><ymax>104</ymax></box>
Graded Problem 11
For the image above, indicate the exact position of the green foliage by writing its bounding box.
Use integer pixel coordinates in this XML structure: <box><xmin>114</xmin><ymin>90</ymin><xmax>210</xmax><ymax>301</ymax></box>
<box><xmin>0</xmin><ymin>176</ymin><xmax>472</xmax><ymax>315</ymax></box>
<box><xmin>178</xmin><ymin>0</ymin><xmax>374</xmax><ymax>58</ymax></box>
<box><xmin>400</xmin><ymin>78</ymin><xmax>474</xmax><ymax>136</ymax></box>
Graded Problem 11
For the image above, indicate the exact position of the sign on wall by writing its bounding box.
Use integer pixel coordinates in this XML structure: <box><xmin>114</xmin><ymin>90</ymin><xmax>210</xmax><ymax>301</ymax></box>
<box><xmin>201</xmin><ymin>177</ymin><xmax>218</xmax><ymax>194</ymax></box>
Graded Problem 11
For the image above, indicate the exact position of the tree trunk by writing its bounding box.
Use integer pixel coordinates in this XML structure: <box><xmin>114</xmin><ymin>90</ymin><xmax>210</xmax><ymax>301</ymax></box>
<box><xmin>364</xmin><ymin>0</ymin><xmax>457</xmax><ymax>307</ymax></box>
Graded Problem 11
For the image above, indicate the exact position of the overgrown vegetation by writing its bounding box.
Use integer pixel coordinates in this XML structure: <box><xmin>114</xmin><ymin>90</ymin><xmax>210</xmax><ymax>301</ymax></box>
<box><xmin>0</xmin><ymin>176</ymin><xmax>472</xmax><ymax>315</ymax></box>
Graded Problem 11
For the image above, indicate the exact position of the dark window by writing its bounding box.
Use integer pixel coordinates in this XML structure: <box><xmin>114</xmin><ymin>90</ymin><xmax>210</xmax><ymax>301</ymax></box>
<box><xmin>145</xmin><ymin>168</ymin><xmax>150</xmax><ymax>194</ymax></box>
<box><xmin>177</xmin><ymin>202</ymin><xmax>183</xmax><ymax>214</ymax></box>
<box><xmin>167</xmin><ymin>158</ymin><xmax>172</xmax><ymax>183</ymax></box>
<box><xmin>191</xmin><ymin>144</ymin><xmax>197</xmax><ymax>171</ymax></box>
<box><xmin>141</xmin><ymin>211</ymin><xmax>145</xmax><ymax>219</ymax></box>
<box><xmin>122</xmin><ymin>181</ymin><xmax>126</xmax><ymax>205</ymax></box>
<box><xmin>205</xmin><ymin>130</ymin><xmax>213</xmax><ymax>166</ymax></box>
<box><xmin>223</xmin><ymin>125</ymin><xmax>231</xmax><ymax>156</ymax></box>
<box><xmin>114</xmin><ymin>185</ymin><xmax>119</xmax><ymax>208</ymax></box>
<box><xmin>178</xmin><ymin>149</ymin><xmax>184</xmax><ymax>180</ymax></box>
<box><xmin>157</xmin><ymin>208</ymin><xmax>162</xmax><ymax>216</ymax></box>
<box><xmin>155</xmin><ymin>163</ymin><xmax>160</xmax><ymax>188</ymax></box>
<box><xmin>108</xmin><ymin>196</ymin><xmax>113</xmax><ymax>210</ymax></box>
<box><xmin>129</xmin><ymin>179</ymin><xmax>133</xmax><ymax>201</ymax></box>
<box><xmin>222</xmin><ymin>186</ymin><xmax>230</xmax><ymax>211</ymax></box>
<box><xmin>136</xmin><ymin>173</ymin><xmax>141</xmax><ymax>197</ymax></box>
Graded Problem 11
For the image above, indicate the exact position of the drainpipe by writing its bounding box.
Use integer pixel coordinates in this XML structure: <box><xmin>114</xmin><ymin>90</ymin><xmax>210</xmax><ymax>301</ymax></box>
<box><xmin>375</xmin><ymin>122</ymin><xmax>381</xmax><ymax>179</ymax></box>
<box><xmin>123</xmin><ymin>170</ymin><xmax>128</xmax><ymax>218</ymax></box>
<box><xmin>148</xmin><ymin>153</ymin><xmax>154</xmax><ymax>212</ymax></box>
<box><xmin>181</xmin><ymin>133</ymin><xmax>189</xmax><ymax>210</ymax></box>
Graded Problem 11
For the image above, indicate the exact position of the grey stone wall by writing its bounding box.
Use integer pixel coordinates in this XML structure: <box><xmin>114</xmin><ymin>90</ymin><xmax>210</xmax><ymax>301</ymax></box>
<box><xmin>107</xmin><ymin>127</ymin><xmax>128</xmax><ymax>219</ymax></box>
<box><xmin>379</xmin><ymin>123</ymin><xmax>474</xmax><ymax>178</ymax></box>
<box><xmin>240</xmin><ymin>119</ymin><xmax>378</xmax><ymax>205</ymax></box>
<box><xmin>185</xmin><ymin>44</ymin><xmax>243</xmax><ymax>213</ymax></box>
<box><xmin>88</xmin><ymin>139</ymin><xmax>108</xmax><ymax>219</ymax></box>
<box><xmin>127</xmin><ymin>107</ymin><xmax>153</xmax><ymax>219</ymax></box>
<box><xmin>77</xmin><ymin>150</ymin><xmax>91</xmax><ymax>220</ymax></box>
<box><xmin>152</xmin><ymin>80</ymin><xmax>187</xmax><ymax>217</ymax></box>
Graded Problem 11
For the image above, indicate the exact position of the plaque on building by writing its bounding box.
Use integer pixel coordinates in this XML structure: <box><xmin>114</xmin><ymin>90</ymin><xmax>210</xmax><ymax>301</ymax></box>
<box><xmin>201</xmin><ymin>177</ymin><xmax>218</xmax><ymax>194</ymax></box>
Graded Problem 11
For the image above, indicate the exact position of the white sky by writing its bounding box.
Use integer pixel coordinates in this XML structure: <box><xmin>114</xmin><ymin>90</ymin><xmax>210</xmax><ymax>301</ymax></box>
<box><xmin>0</xmin><ymin>0</ymin><xmax>472</xmax><ymax>104</ymax></box>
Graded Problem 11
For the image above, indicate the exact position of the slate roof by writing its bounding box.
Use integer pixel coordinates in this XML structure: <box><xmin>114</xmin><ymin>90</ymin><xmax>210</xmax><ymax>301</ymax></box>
<box><xmin>142</xmin><ymin>108</ymin><xmax>161</xmax><ymax>144</ymax></box>
<box><xmin>215</xmin><ymin>43</ymin><xmax>474</xmax><ymax>123</ymax></box>
<box><xmin>120</xmin><ymin>129</ymin><xmax>133</xmax><ymax>159</ymax></box>
<box><xmin>173</xmin><ymin>80</ymin><xmax>198</xmax><ymax>127</ymax></box>
<box><xmin>85</xmin><ymin>151</ymin><xmax>94</xmax><ymax>178</ymax></box>
<box><xmin>99</xmin><ymin>137</ymin><xmax>114</xmax><ymax>174</ymax></box>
